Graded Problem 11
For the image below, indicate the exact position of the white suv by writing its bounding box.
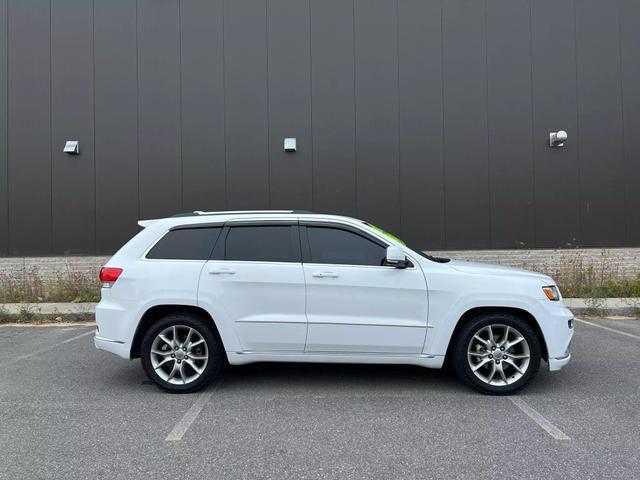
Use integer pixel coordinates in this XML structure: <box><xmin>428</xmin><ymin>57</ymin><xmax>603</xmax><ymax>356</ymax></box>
<box><xmin>95</xmin><ymin>210</ymin><xmax>573</xmax><ymax>395</ymax></box>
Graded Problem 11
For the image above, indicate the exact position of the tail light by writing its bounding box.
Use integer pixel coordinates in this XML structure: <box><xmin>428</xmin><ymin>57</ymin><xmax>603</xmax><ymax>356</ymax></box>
<box><xmin>99</xmin><ymin>267</ymin><xmax>123</xmax><ymax>288</ymax></box>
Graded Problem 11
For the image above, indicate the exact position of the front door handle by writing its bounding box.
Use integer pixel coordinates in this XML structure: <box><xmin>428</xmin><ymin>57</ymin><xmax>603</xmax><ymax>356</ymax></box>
<box><xmin>208</xmin><ymin>267</ymin><xmax>236</xmax><ymax>275</ymax></box>
<box><xmin>312</xmin><ymin>271</ymin><xmax>339</xmax><ymax>278</ymax></box>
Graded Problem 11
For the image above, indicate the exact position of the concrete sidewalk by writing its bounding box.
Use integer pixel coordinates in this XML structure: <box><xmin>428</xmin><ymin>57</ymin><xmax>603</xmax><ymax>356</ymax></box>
<box><xmin>1</xmin><ymin>299</ymin><xmax>638</xmax><ymax>317</ymax></box>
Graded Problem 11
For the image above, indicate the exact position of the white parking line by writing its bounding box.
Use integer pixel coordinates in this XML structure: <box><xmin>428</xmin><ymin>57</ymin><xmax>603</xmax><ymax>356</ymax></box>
<box><xmin>509</xmin><ymin>396</ymin><xmax>570</xmax><ymax>441</ymax></box>
<box><xmin>165</xmin><ymin>389</ymin><xmax>215</xmax><ymax>442</ymax></box>
<box><xmin>575</xmin><ymin>318</ymin><xmax>640</xmax><ymax>340</ymax></box>
<box><xmin>0</xmin><ymin>329</ymin><xmax>95</xmax><ymax>367</ymax></box>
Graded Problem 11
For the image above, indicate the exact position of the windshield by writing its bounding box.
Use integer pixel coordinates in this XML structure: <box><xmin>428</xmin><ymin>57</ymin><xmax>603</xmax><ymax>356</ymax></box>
<box><xmin>364</xmin><ymin>223</ymin><xmax>450</xmax><ymax>263</ymax></box>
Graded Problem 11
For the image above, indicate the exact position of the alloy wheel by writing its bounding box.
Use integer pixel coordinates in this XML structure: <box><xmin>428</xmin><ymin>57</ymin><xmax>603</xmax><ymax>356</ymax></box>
<box><xmin>467</xmin><ymin>324</ymin><xmax>531</xmax><ymax>386</ymax></box>
<box><xmin>150</xmin><ymin>325</ymin><xmax>209</xmax><ymax>385</ymax></box>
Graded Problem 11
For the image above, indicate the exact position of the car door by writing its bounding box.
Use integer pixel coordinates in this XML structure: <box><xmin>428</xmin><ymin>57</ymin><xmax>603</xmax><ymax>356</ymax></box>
<box><xmin>301</xmin><ymin>222</ymin><xmax>428</xmax><ymax>354</ymax></box>
<box><xmin>198</xmin><ymin>221</ymin><xmax>307</xmax><ymax>352</ymax></box>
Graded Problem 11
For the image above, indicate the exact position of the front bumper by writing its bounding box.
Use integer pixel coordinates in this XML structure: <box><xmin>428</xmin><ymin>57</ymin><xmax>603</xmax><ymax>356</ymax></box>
<box><xmin>545</xmin><ymin>309</ymin><xmax>573</xmax><ymax>372</ymax></box>
<box><xmin>531</xmin><ymin>299</ymin><xmax>574</xmax><ymax>372</ymax></box>
<box><xmin>548</xmin><ymin>353</ymin><xmax>571</xmax><ymax>371</ymax></box>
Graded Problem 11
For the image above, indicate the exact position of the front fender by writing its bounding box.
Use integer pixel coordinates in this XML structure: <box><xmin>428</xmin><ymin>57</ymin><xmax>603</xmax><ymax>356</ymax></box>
<box><xmin>422</xmin><ymin>292</ymin><xmax>544</xmax><ymax>357</ymax></box>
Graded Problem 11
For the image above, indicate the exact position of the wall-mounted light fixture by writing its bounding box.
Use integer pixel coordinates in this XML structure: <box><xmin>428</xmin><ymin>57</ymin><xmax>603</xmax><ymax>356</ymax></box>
<box><xmin>549</xmin><ymin>130</ymin><xmax>567</xmax><ymax>148</ymax></box>
<box><xmin>284</xmin><ymin>138</ymin><xmax>297</xmax><ymax>153</ymax></box>
<box><xmin>63</xmin><ymin>140</ymin><xmax>80</xmax><ymax>154</ymax></box>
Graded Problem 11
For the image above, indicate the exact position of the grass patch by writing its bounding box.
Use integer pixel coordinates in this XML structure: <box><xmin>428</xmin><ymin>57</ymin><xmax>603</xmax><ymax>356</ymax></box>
<box><xmin>572</xmin><ymin>277</ymin><xmax>640</xmax><ymax>299</ymax></box>
<box><xmin>0</xmin><ymin>312</ymin><xmax>95</xmax><ymax>324</ymax></box>
<box><xmin>0</xmin><ymin>266</ymin><xmax>100</xmax><ymax>303</ymax></box>
<box><xmin>543</xmin><ymin>250</ymin><xmax>640</xmax><ymax>299</ymax></box>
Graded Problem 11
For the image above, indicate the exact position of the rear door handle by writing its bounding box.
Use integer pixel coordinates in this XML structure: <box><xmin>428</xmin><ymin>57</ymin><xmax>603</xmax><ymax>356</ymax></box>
<box><xmin>312</xmin><ymin>271</ymin><xmax>339</xmax><ymax>278</ymax></box>
<box><xmin>208</xmin><ymin>267</ymin><xmax>235</xmax><ymax>275</ymax></box>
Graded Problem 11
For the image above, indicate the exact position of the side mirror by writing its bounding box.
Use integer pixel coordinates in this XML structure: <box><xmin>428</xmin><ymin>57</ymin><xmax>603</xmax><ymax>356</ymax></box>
<box><xmin>385</xmin><ymin>246</ymin><xmax>409</xmax><ymax>269</ymax></box>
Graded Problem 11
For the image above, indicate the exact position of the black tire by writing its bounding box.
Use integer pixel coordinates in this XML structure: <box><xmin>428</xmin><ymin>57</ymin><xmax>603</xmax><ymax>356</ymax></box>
<box><xmin>140</xmin><ymin>312</ymin><xmax>225</xmax><ymax>393</ymax></box>
<box><xmin>452</xmin><ymin>312</ymin><xmax>541</xmax><ymax>395</ymax></box>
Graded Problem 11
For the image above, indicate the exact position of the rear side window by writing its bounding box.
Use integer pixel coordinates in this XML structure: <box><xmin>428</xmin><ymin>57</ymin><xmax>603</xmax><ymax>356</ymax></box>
<box><xmin>146</xmin><ymin>227</ymin><xmax>221</xmax><ymax>260</ymax></box>
<box><xmin>306</xmin><ymin>226</ymin><xmax>386</xmax><ymax>266</ymax></box>
<box><xmin>225</xmin><ymin>226</ymin><xmax>298</xmax><ymax>262</ymax></box>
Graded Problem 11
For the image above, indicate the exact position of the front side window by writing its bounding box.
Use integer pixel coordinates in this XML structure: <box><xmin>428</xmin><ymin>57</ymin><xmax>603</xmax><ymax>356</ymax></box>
<box><xmin>306</xmin><ymin>226</ymin><xmax>386</xmax><ymax>266</ymax></box>
<box><xmin>225</xmin><ymin>226</ymin><xmax>298</xmax><ymax>263</ymax></box>
<box><xmin>146</xmin><ymin>227</ymin><xmax>221</xmax><ymax>260</ymax></box>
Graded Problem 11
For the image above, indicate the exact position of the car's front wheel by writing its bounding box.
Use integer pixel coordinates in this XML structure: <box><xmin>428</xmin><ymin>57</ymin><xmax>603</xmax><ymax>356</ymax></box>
<box><xmin>452</xmin><ymin>313</ymin><xmax>541</xmax><ymax>395</ymax></box>
<box><xmin>140</xmin><ymin>313</ymin><xmax>224</xmax><ymax>393</ymax></box>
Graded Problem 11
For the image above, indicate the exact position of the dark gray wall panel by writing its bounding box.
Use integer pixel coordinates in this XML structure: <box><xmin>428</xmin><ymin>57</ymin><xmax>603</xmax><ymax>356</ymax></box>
<box><xmin>224</xmin><ymin>0</ymin><xmax>269</xmax><ymax>209</ymax></box>
<box><xmin>575</xmin><ymin>0</ymin><xmax>625</xmax><ymax>247</ymax></box>
<box><xmin>398</xmin><ymin>0</ymin><xmax>444</xmax><ymax>249</ymax></box>
<box><xmin>94</xmin><ymin>0</ymin><xmax>139</xmax><ymax>253</ymax></box>
<box><xmin>486</xmin><ymin>0</ymin><xmax>534</xmax><ymax>248</ymax></box>
<box><xmin>267</xmin><ymin>0</ymin><xmax>312</xmax><ymax>210</ymax></box>
<box><xmin>354</xmin><ymin>0</ymin><xmax>400</xmax><ymax>234</ymax></box>
<box><xmin>310</xmin><ymin>0</ymin><xmax>356</xmax><ymax>217</ymax></box>
<box><xmin>181</xmin><ymin>0</ymin><xmax>226</xmax><ymax>213</ymax></box>
<box><xmin>620</xmin><ymin>0</ymin><xmax>640</xmax><ymax>245</ymax></box>
<box><xmin>0</xmin><ymin>0</ymin><xmax>7</xmax><ymax>254</ymax></box>
<box><xmin>7</xmin><ymin>0</ymin><xmax>51</xmax><ymax>254</ymax></box>
<box><xmin>138</xmin><ymin>0</ymin><xmax>181</xmax><ymax>219</ymax></box>
<box><xmin>51</xmin><ymin>0</ymin><xmax>94</xmax><ymax>253</ymax></box>
<box><xmin>531</xmin><ymin>0</ymin><xmax>579</xmax><ymax>248</ymax></box>
<box><xmin>2</xmin><ymin>0</ymin><xmax>638</xmax><ymax>255</ymax></box>
<box><xmin>442</xmin><ymin>0</ymin><xmax>490</xmax><ymax>248</ymax></box>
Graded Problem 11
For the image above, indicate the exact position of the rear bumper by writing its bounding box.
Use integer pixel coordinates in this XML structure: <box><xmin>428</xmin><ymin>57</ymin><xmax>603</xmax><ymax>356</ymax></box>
<box><xmin>95</xmin><ymin>294</ymin><xmax>140</xmax><ymax>359</ymax></box>
<box><xmin>94</xmin><ymin>335</ymin><xmax>131</xmax><ymax>359</ymax></box>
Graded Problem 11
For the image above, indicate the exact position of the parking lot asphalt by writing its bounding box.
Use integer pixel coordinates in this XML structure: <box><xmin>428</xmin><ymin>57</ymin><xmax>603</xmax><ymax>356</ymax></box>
<box><xmin>1</xmin><ymin>318</ymin><xmax>639</xmax><ymax>480</ymax></box>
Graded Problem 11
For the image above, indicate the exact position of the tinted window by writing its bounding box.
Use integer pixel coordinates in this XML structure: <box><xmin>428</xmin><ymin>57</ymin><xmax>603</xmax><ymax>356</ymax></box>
<box><xmin>146</xmin><ymin>227</ymin><xmax>221</xmax><ymax>260</ymax></box>
<box><xmin>306</xmin><ymin>227</ymin><xmax>386</xmax><ymax>266</ymax></box>
<box><xmin>225</xmin><ymin>226</ymin><xmax>298</xmax><ymax>262</ymax></box>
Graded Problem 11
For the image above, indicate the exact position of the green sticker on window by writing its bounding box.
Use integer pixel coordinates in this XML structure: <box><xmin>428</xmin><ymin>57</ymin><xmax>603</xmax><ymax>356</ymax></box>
<box><xmin>367</xmin><ymin>224</ymin><xmax>405</xmax><ymax>245</ymax></box>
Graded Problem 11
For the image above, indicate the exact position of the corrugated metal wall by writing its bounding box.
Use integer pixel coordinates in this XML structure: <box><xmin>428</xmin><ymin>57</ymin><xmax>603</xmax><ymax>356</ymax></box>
<box><xmin>0</xmin><ymin>0</ymin><xmax>639</xmax><ymax>255</ymax></box>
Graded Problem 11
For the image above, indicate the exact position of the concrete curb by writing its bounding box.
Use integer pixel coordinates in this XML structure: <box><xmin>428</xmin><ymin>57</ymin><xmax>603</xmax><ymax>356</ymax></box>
<box><xmin>1</xmin><ymin>299</ymin><xmax>638</xmax><ymax>317</ymax></box>
<box><xmin>563</xmin><ymin>298</ymin><xmax>640</xmax><ymax>316</ymax></box>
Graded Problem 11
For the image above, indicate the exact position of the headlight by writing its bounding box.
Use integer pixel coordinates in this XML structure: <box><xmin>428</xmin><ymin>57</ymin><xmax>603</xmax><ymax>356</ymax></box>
<box><xmin>542</xmin><ymin>285</ymin><xmax>560</xmax><ymax>301</ymax></box>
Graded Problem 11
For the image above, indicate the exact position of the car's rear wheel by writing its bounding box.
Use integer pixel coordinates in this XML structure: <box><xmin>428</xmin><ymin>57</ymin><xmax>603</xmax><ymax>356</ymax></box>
<box><xmin>140</xmin><ymin>313</ymin><xmax>224</xmax><ymax>393</ymax></box>
<box><xmin>452</xmin><ymin>313</ymin><xmax>541</xmax><ymax>395</ymax></box>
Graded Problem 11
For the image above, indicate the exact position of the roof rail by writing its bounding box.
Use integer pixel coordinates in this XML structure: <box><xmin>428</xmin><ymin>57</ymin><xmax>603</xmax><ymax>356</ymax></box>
<box><xmin>171</xmin><ymin>210</ymin><xmax>314</xmax><ymax>218</ymax></box>
<box><xmin>194</xmin><ymin>210</ymin><xmax>294</xmax><ymax>215</ymax></box>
